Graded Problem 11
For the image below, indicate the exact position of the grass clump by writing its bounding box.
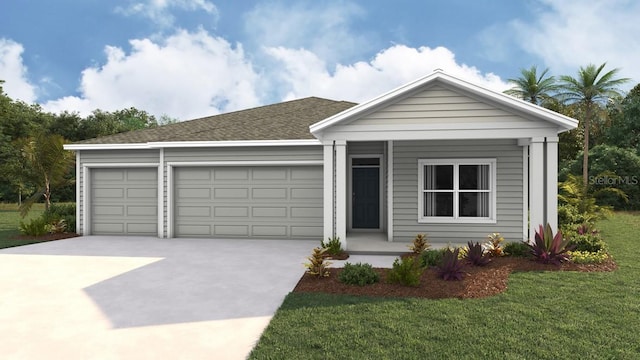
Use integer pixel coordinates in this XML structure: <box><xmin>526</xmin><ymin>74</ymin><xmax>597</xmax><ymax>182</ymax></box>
<box><xmin>387</xmin><ymin>256</ymin><xmax>423</xmax><ymax>287</ymax></box>
<box><xmin>338</xmin><ymin>262</ymin><xmax>379</xmax><ymax>286</ymax></box>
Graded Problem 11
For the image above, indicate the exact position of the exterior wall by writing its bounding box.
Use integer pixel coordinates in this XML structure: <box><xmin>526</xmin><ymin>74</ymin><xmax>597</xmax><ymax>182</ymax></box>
<box><xmin>346</xmin><ymin>141</ymin><xmax>384</xmax><ymax>155</ymax></box>
<box><xmin>77</xmin><ymin>149</ymin><xmax>160</xmax><ymax>234</ymax></box>
<box><xmin>393</xmin><ymin>139</ymin><xmax>523</xmax><ymax>244</ymax></box>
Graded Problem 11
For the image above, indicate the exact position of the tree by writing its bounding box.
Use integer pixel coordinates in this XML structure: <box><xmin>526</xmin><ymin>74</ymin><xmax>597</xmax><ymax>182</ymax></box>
<box><xmin>18</xmin><ymin>132</ymin><xmax>74</xmax><ymax>216</ymax></box>
<box><xmin>604</xmin><ymin>83</ymin><xmax>640</xmax><ymax>154</ymax></box>
<box><xmin>505</xmin><ymin>66</ymin><xmax>558</xmax><ymax>105</ymax></box>
<box><xmin>558</xmin><ymin>63</ymin><xmax>629</xmax><ymax>188</ymax></box>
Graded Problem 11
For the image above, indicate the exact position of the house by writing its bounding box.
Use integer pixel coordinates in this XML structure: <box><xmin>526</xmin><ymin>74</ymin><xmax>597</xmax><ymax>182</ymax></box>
<box><xmin>64</xmin><ymin>70</ymin><xmax>578</xmax><ymax>249</ymax></box>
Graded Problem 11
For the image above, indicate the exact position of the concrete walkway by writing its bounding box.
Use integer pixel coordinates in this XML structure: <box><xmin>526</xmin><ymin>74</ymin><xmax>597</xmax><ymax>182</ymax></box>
<box><xmin>0</xmin><ymin>236</ymin><xmax>318</xmax><ymax>359</ymax></box>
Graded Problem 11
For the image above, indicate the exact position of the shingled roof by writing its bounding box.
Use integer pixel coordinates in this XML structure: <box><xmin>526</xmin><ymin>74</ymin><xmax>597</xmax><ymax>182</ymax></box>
<box><xmin>77</xmin><ymin>97</ymin><xmax>357</xmax><ymax>144</ymax></box>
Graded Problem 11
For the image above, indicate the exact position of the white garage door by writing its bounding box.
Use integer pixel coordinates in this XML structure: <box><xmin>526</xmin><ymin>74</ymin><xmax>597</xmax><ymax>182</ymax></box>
<box><xmin>90</xmin><ymin>168</ymin><xmax>158</xmax><ymax>235</ymax></box>
<box><xmin>174</xmin><ymin>166</ymin><xmax>323</xmax><ymax>239</ymax></box>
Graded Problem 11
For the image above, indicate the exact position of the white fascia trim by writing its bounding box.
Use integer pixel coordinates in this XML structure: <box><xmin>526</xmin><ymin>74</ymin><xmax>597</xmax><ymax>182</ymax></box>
<box><xmin>83</xmin><ymin>163</ymin><xmax>160</xmax><ymax>168</ymax></box>
<box><xmin>310</xmin><ymin>70</ymin><xmax>578</xmax><ymax>135</ymax></box>
<box><xmin>64</xmin><ymin>143</ymin><xmax>152</xmax><ymax>150</ymax></box>
<box><xmin>65</xmin><ymin>139</ymin><xmax>321</xmax><ymax>151</ymax></box>
<box><xmin>167</xmin><ymin>160</ymin><xmax>323</xmax><ymax>167</ymax></box>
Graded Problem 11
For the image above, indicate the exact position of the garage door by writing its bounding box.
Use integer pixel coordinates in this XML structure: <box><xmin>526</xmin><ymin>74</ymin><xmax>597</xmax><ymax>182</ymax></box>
<box><xmin>174</xmin><ymin>166</ymin><xmax>323</xmax><ymax>239</ymax></box>
<box><xmin>90</xmin><ymin>168</ymin><xmax>158</xmax><ymax>235</ymax></box>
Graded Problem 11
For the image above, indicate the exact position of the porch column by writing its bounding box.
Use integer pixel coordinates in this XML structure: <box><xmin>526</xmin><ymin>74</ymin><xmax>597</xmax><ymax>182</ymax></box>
<box><xmin>335</xmin><ymin>141</ymin><xmax>347</xmax><ymax>246</ymax></box>
<box><xmin>546</xmin><ymin>137</ymin><xmax>559</xmax><ymax>232</ymax></box>
<box><xmin>529</xmin><ymin>137</ymin><xmax>545</xmax><ymax>241</ymax></box>
<box><xmin>387</xmin><ymin>140</ymin><xmax>394</xmax><ymax>242</ymax></box>
<box><xmin>323</xmin><ymin>142</ymin><xmax>335</xmax><ymax>241</ymax></box>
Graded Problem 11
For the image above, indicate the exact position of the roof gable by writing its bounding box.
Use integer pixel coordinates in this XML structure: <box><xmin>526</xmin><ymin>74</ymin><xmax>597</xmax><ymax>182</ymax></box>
<box><xmin>310</xmin><ymin>70</ymin><xmax>578</xmax><ymax>137</ymax></box>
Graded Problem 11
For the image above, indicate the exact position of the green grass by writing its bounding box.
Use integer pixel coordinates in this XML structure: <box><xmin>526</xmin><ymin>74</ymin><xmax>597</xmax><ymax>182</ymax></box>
<box><xmin>250</xmin><ymin>212</ymin><xmax>640</xmax><ymax>359</ymax></box>
<box><xmin>0</xmin><ymin>203</ymin><xmax>46</xmax><ymax>249</ymax></box>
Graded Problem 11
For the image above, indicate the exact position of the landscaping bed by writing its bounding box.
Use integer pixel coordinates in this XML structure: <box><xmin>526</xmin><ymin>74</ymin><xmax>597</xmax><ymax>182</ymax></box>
<box><xmin>294</xmin><ymin>255</ymin><xmax>617</xmax><ymax>299</ymax></box>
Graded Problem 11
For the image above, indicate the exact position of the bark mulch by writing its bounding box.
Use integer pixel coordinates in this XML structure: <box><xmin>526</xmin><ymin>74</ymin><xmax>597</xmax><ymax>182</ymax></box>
<box><xmin>294</xmin><ymin>255</ymin><xmax>617</xmax><ymax>300</ymax></box>
<box><xmin>9</xmin><ymin>232</ymin><xmax>80</xmax><ymax>243</ymax></box>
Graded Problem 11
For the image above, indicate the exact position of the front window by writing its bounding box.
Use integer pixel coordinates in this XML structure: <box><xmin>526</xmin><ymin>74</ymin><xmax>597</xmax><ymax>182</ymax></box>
<box><xmin>418</xmin><ymin>159</ymin><xmax>496</xmax><ymax>223</ymax></box>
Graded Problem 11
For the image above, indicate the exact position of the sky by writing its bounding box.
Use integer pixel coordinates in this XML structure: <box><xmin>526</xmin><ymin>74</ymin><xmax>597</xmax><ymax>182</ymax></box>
<box><xmin>1</xmin><ymin>0</ymin><xmax>639</xmax><ymax>121</ymax></box>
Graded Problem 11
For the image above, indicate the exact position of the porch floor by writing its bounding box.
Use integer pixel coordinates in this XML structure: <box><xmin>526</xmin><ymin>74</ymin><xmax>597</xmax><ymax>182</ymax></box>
<box><xmin>346</xmin><ymin>232</ymin><xmax>409</xmax><ymax>255</ymax></box>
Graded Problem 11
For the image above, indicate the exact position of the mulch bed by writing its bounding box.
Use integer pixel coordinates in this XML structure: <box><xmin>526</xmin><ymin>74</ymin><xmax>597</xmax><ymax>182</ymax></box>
<box><xmin>8</xmin><ymin>233</ymin><xmax>80</xmax><ymax>243</ymax></box>
<box><xmin>294</xmin><ymin>256</ymin><xmax>617</xmax><ymax>299</ymax></box>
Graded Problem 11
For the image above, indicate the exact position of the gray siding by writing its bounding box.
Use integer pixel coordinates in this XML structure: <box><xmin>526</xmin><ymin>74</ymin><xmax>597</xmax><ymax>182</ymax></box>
<box><xmin>347</xmin><ymin>141</ymin><xmax>384</xmax><ymax>155</ymax></box>
<box><xmin>77</xmin><ymin>149</ymin><xmax>160</xmax><ymax>234</ymax></box>
<box><xmin>393</xmin><ymin>139</ymin><xmax>523</xmax><ymax>244</ymax></box>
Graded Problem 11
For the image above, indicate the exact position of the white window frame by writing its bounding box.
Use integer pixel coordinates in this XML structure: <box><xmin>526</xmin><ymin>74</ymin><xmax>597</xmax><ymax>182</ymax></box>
<box><xmin>417</xmin><ymin>158</ymin><xmax>497</xmax><ymax>224</ymax></box>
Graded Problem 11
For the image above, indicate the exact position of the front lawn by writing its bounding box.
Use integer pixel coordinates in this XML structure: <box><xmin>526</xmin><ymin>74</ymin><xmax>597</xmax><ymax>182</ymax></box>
<box><xmin>0</xmin><ymin>203</ymin><xmax>45</xmax><ymax>249</ymax></box>
<box><xmin>249</xmin><ymin>212</ymin><xmax>640</xmax><ymax>359</ymax></box>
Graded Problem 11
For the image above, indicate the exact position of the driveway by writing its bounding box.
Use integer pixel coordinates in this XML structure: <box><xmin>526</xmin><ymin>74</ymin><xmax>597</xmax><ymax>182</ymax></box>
<box><xmin>0</xmin><ymin>236</ymin><xmax>316</xmax><ymax>359</ymax></box>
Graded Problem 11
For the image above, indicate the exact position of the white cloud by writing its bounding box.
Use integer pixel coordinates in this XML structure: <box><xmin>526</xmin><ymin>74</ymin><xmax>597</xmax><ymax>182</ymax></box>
<box><xmin>0</xmin><ymin>38</ymin><xmax>38</xmax><ymax>103</ymax></box>
<box><xmin>116</xmin><ymin>0</ymin><xmax>218</xmax><ymax>28</ymax></box>
<box><xmin>265</xmin><ymin>44</ymin><xmax>509</xmax><ymax>103</ymax></box>
<box><xmin>44</xmin><ymin>29</ymin><xmax>261</xmax><ymax>120</ymax></box>
<box><xmin>511</xmin><ymin>0</ymin><xmax>640</xmax><ymax>86</ymax></box>
<box><xmin>244</xmin><ymin>1</ymin><xmax>372</xmax><ymax>65</ymax></box>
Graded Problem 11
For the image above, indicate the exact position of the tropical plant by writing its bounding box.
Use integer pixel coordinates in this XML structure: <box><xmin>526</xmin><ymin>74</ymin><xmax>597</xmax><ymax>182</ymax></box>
<box><xmin>465</xmin><ymin>241</ymin><xmax>491</xmax><ymax>266</ymax></box>
<box><xmin>559</xmin><ymin>63</ymin><xmax>630</xmax><ymax>188</ymax></box>
<box><xmin>558</xmin><ymin>174</ymin><xmax>623</xmax><ymax>228</ymax></box>
<box><xmin>338</xmin><ymin>262</ymin><xmax>379</xmax><ymax>286</ymax></box>
<box><xmin>320</xmin><ymin>236</ymin><xmax>343</xmax><ymax>256</ymax></box>
<box><xmin>483</xmin><ymin>232</ymin><xmax>505</xmax><ymax>257</ymax></box>
<box><xmin>437</xmin><ymin>248</ymin><xmax>465</xmax><ymax>281</ymax></box>
<box><xmin>408</xmin><ymin>233</ymin><xmax>430</xmax><ymax>254</ymax></box>
<box><xmin>528</xmin><ymin>224</ymin><xmax>574</xmax><ymax>265</ymax></box>
<box><xmin>387</xmin><ymin>256</ymin><xmax>423</xmax><ymax>287</ymax></box>
<box><xmin>19</xmin><ymin>217</ymin><xmax>51</xmax><ymax>236</ymax></box>
<box><xmin>42</xmin><ymin>203</ymin><xmax>76</xmax><ymax>233</ymax></box>
<box><xmin>304</xmin><ymin>247</ymin><xmax>332</xmax><ymax>278</ymax></box>
<box><xmin>505</xmin><ymin>65</ymin><xmax>559</xmax><ymax>105</ymax></box>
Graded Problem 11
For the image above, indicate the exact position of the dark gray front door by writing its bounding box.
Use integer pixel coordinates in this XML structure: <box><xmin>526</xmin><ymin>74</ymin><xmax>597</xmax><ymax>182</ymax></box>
<box><xmin>352</xmin><ymin>167</ymin><xmax>380</xmax><ymax>228</ymax></box>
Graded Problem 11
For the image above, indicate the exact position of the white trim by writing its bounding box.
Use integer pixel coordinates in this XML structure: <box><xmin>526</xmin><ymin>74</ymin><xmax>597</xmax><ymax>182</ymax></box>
<box><xmin>75</xmin><ymin>152</ymin><xmax>81</xmax><ymax>234</ymax></box>
<box><xmin>387</xmin><ymin>141</ymin><xmax>394</xmax><ymax>242</ymax></box>
<box><xmin>546</xmin><ymin>137</ymin><xmax>559</xmax><ymax>232</ymax></box>
<box><xmin>522</xmin><ymin>144</ymin><xmax>529</xmax><ymax>241</ymax></box>
<box><xmin>335</xmin><ymin>142</ymin><xmax>347</xmax><ymax>245</ymax></box>
<box><xmin>82</xmin><ymin>163</ymin><xmax>161</xmax><ymax>237</ymax></box>
<box><xmin>529</xmin><ymin>139</ymin><xmax>545</xmax><ymax>241</ymax></box>
<box><xmin>348</xmin><ymin>154</ymin><xmax>383</xmax><ymax>232</ymax></box>
<box><xmin>310</xmin><ymin>70</ymin><xmax>578</xmax><ymax>135</ymax></box>
<box><xmin>167</xmin><ymin>165</ymin><xmax>174</xmax><ymax>238</ymax></box>
<box><xmin>417</xmin><ymin>158</ymin><xmax>497</xmax><ymax>224</ymax></box>
<box><xmin>158</xmin><ymin>148</ymin><xmax>165</xmax><ymax>238</ymax></box>
<box><xmin>318</xmin><ymin>128</ymin><xmax>560</xmax><ymax>142</ymax></box>
<box><xmin>166</xmin><ymin>160</ymin><xmax>323</xmax><ymax>167</ymax></box>
<box><xmin>64</xmin><ymin>139</ymin><xmax>321</xmax><ymax>151</ymax></box>
<box><xmin>323</xmin><ymin>143</ymin><xmax>335</xmax><ymax>241</ymax></box>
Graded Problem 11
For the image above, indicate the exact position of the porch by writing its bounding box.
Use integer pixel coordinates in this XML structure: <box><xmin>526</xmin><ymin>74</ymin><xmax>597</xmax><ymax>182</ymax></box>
<box><xmin>346</xmin><ymin>232</ymin><xmax>453</xmax><ymax>255</ymax></box>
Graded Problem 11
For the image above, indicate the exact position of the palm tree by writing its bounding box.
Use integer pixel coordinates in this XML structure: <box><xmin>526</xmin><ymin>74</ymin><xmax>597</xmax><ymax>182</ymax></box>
<box><xmin>558</xmin><ymin>63</ymin><xmax>629</xmax><ymax>188</ymax></box>
<box><xmin>505</xmin><ymin>66</ymin><xmax>558</xmax><ymax>105</ymax></box>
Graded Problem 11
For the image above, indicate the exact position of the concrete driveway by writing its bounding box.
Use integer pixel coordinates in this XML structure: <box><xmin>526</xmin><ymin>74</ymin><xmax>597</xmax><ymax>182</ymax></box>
<box><xmin>0</xmin><ymin>236</ymin><xmax>316</xmax><ymax>359</ymax></box>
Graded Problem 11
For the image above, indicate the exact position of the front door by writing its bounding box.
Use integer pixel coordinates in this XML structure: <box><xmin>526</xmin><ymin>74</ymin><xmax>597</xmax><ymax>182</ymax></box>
<box><xmin>352</xmin><ymin>166</ymin><xmax>380</xmax><ymax>229</ymax></box>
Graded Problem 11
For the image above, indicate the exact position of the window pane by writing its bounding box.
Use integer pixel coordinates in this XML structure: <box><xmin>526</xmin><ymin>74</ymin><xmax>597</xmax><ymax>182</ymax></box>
<box><xmin>424</xmin><ymin>165</ymin><xmax>453</xmax><ymax>190</ymax></box>
<box><xmin>459</xmin><ymin>192</ymin><xmax>490</xmax><ymax>217</ymax></box>
<box><xmin>424</xmin><ymin>192</ymin><xmax>453</xmax><ymax>216</ymax></box>
<box><xmin>459</xmin><ymin>165</ymin><xmax>490</xmax><ymax>190</ymax></box>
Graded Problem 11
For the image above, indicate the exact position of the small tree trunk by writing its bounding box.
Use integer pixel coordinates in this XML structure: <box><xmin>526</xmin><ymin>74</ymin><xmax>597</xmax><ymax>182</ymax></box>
<box><xmin>582</xmin><ymin>103</ymin><xmax>591</xmax><ymax>190</ymax></box>
<box><xmin>44</xmin><ymin>178</ymin><xmax>51</xmax><ymax>211</ymax></box>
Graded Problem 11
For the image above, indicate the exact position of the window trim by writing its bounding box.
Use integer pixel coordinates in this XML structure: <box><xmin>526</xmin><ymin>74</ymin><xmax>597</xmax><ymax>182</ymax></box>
<box><xmin>417</xmin><ymin>158</ymin><xmax>497</xmax><ymax>224</ymax></box>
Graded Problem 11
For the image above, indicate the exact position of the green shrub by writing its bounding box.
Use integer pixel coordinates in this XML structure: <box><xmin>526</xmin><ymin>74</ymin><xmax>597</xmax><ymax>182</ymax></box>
<box><xmin>420</xmin><ymin>248</ymin><xmax>446</xmax><ymax>267</ymax></box>
<box><xmin>19</xmin><ymin>217</ymin><xmax>51</xmax><ymax>236</ymax></box>
<box><xmin>338</xmin><ymin>262</ymin><xmax>379</xmax><ymax>286</ymax></box>
<box><xmin>320</xmin><ymin>237</ymin><xmax>343</xmax><ymax>256</ymax></box>
<box><xmin>388</xmin><ymin>256</ymin><xmax>423</xmax><ymax>287</ymax></box>
<box><xmin>568</xmin><ymin>250</ymin><xmax>610</xmax><ymax>264</ymax></box>
<box><xmin>42</xmin><ymin>203</ymin><xmax>76</xmax><ymax>232</ymax></box>
<box><xmin>566</xmin><ymin>232</ymin><xmax>608</xmax><ymax>253</ymax></box>
<box><xmin>503</xmin><ymin>241</ymin><xmax>531</xmax><ymax>257</ymax></box>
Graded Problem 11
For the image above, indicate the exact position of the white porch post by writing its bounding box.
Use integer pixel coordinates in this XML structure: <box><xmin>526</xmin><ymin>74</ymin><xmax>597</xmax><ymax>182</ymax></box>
<box><xmin>335</xmin><ymin>140</ymin><xmax>347</xmax><ymax>246</ymax></box>
<box><xmin>546</xmin><ymin>137</ymin><xmax>559</xmax><ymax>232</ymax></box>
<box><xmin>529</xmin><ymin>137</ymin><xmax>545</xmax><ymax>241</ymax></box>
<box><xmin>387</xmin><ymin>140</ymin><xmax>394</xmax><ymax>242</ymax></box>
<box><xmin>323</xmin><ymin>142</ymin><xmax>335</xmax><ymax>241</ymax></box>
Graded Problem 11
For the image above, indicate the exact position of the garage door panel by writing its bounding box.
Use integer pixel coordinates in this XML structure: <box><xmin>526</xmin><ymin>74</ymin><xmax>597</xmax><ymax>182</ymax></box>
<box><xmin>175</xmin><ymin>166</ymin><xmax>322</xmax><ymax>239</ymax></box>
<box><xmin>252</xmin><ymin>207</ymin><xmax>287</xmax><ymax>217</ymax></box>
<box><xmin>177</xmin><ymin>188</ymin><xmax>211</xmax><ymax>199</ymax></box>
<box><xmin>177</xmin><ymin>206</ymin><xmax>211</xmax><ymax>217</ymax></box>
<box><xmin>91</xmin><ymin>168</ymin><xmax>158</xmax><ymax>236</ymax></box>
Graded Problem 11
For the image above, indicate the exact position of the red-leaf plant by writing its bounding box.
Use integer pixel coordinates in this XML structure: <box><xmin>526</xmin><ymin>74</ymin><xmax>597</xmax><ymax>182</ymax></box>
<box><xmin>528</xmin><ymin>223</ymin><xmax>575</xmax><ymax>265</ymax></box>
